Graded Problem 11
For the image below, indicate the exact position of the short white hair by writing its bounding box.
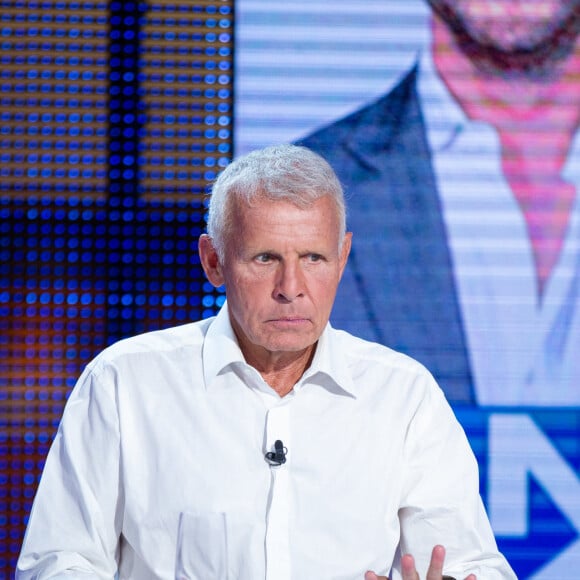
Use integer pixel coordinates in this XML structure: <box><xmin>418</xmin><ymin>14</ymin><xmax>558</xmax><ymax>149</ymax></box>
<box><xmin>207</xmin><ymin>144</ymin><xmax>346</xmax><ymax>261</ymax></box>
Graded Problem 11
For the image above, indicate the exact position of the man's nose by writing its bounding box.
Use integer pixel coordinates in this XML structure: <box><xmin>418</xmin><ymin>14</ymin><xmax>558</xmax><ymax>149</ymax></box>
<box><xmin>274</xmin><ymin>261</ymin><xmax>305</xmax><ymax>301</ymax></box>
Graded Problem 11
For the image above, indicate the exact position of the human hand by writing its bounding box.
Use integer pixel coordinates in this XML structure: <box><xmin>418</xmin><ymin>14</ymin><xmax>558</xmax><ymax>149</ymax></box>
<box><xmin>364</xmin><ymin>544</ymin><xmax>476</xmax><ymax>580</ymax></box>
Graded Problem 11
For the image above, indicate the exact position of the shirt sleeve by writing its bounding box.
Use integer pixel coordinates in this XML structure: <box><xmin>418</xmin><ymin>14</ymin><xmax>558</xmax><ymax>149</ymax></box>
<box><xmin>395</xmin><ymin>376</ymin><xmax>517</xmax><ymax>580</ymax></box>
<box><xmin>16</xmin><ymin>361</ymin><xmax>122</xmax><ymax>579</ymax></box>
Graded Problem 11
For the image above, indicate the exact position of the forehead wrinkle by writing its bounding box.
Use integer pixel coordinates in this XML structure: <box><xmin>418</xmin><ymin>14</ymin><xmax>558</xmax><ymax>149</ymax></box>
<box><xmin>227</xmin><ymin>199</ymin><xmax>342</xmax><ymax>260</ymax></box>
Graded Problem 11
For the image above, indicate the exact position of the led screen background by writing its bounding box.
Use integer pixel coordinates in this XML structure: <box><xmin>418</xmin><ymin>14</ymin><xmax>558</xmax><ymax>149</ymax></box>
<box><xmin>235</xmin><ymin>0</ymin><xmax>580</xmax><ymax>578</ymax></box>
<box><xmin>235</xmin><ymin>0</ymin><xmax>430</xmax><ymax>156</ymax></box>
<box><xmin>1</xmin><ymin>1</ymin><xmax>232</xmax><ymax>576</ymax></box>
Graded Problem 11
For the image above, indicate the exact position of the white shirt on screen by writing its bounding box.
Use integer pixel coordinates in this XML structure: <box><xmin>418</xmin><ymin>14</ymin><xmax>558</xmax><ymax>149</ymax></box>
<box><xmin>418</xmin><ymin>50</ymin><xmax>580</xmax><ymax>407</ymax></box>
<box><xmin>16</xmin><ymin>305</ymin><xmax>515</xmax><ymax>580</ymax></box>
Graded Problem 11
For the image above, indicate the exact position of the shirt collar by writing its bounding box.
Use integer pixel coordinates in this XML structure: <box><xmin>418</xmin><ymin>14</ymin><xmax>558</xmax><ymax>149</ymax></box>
<box><xmin>417</xmin><ymin>43</ymin><xmax>580</xmax><ymax>226</ymax></box>
<box><xmin>202</xmin><ymin>303</ymin><xmax>247</xmax><ymax>388</ymax></box>
<box><xmin>564</xmin><ymin>121</ymin><xmax>580</xmax><ymax>183</ymax></box>
<box><xmin>202</xmin><ymin>303</ymin><xmax>357</xmax><ymax>398</ymax></box>
<box><xmin>300</xmin><ymin>324</ymin><xmax>357</xmax><ymax>398</ymax></box>
<box><xmin>416</xmin><ymin>48</ymin><xmax>472</xmax><ymax>153</ymax></box>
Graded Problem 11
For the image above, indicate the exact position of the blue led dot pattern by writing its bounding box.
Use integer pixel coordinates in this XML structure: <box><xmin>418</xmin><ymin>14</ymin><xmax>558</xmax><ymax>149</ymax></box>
<box><xmin>139</xmin><ymin>1</ymin><xmax>233</xmax><ymax>200</ymax></box>
<box><xmin>1</xmin><ymin>1</ymin><xmax>233</xmax><ymax>574</ymax></box>
<box><xmin>1</xmin><ymin>197</ymin><xmax>110</xmax><ymax>573</ymax></box>
<box><xmin>0</xmin><ymin>1</ymin><xmax>109</xmax><ymax>200</ymax></box>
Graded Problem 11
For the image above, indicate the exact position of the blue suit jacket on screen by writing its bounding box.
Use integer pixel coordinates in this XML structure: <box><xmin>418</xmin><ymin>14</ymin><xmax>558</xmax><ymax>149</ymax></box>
<box><xmin>299</xmin><ymin>67</ymin><xmax>475</xmax><ymax>404</ymax></box>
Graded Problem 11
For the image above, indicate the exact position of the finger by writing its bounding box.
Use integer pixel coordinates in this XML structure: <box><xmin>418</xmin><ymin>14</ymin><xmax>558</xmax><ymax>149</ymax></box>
<box><xmin>426</xmin><ymin>545</ymin><xmax>446</xmax><ymax>580</ymax></box>
<box><xmin>364</xmin><ymin>571</ymin><xmax>389</xmax><ymax>580</ymax></box>
<box><xmin>464</xmin><ymin>575</ymin><xmax>477</xmax><ymax>580</ymax></box>
<box><xmin>401</xmin><ymin>553</ymin><xmax>420</xmax><ymax>580</ymax></box>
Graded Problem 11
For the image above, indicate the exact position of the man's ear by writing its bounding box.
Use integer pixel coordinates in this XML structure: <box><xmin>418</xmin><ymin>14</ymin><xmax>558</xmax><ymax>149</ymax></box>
<box><xmin>198</xmin><ymin>234</ymin><xmax>225</xmax><ymax>287</ymax></box>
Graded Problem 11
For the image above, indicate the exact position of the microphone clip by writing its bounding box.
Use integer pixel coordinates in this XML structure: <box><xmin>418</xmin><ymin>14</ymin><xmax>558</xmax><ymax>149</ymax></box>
<box><xmin>265</xmin><ymin>439</ymin><xmax>287</xmax><ymax>466</ymax></box>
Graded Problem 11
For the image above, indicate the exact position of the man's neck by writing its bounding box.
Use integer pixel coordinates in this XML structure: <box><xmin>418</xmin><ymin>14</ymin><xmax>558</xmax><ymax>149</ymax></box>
<box><xmin>431</xmin><ymin>12</ymin><xmax>580</xmax><ymax>130</ymax></box>
<box><xmin>431</xmin><ymin>14</ymin><xmax>580</xmax><ymax>299</ymax></box>
<box><xmin>240</xmin><ymin>341</ymin><xmax>316</xmax><ymax>398</ymax></box>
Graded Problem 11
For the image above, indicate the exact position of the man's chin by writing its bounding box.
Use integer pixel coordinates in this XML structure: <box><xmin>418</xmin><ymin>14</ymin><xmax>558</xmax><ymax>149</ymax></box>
<box><xmin>439</xmin><ymin>3</ymin><xmax>580</xmax><ymax>75</ymax></box>
<box><xmin>259</xmin><ymin>334</ymin><xmax>319</xmax><ymax>356</ymax></box>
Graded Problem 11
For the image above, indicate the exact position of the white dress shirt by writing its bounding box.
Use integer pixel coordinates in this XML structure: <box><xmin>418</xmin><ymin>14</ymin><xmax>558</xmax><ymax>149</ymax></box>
<box><xmin>418</xmin><ymin>49</ymin><xmax>580</xmax><ymax>406</ymax></box>
<box><xmin>17</xmin><ymin>305</ymin><xmax>515</xmax><ymax>579</ymax></box>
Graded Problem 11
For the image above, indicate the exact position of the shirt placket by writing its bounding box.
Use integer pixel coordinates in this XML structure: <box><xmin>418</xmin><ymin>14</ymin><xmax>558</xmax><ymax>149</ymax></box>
<box><xmin>264</xmin><ymin>402</ymin><xmax>291</xmax><ymax>580</ymax></box>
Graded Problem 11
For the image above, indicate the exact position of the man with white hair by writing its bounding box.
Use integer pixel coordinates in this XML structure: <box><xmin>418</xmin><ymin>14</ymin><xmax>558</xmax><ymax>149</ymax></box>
<box><xmin>17</xmin><ymin>145</ymin><xmax>515</xmax><ymax>579</ymax></box>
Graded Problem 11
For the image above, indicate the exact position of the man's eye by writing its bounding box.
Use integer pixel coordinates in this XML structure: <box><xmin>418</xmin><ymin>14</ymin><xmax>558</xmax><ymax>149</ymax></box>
<box><xmin>256</xmin><ymin>253</ymin><xmax>273</xmax><ymax>263</ymax></box>
<box><xmin>308</xmin><ymin>253</ymin><xmax>323</xmax><ymax>262</ymax></box>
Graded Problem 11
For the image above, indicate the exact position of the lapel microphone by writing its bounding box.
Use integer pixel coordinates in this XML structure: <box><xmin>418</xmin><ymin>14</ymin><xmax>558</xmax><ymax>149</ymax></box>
<box><xmin>265</xmin><ymin>439</ymin><xmax>287</xmax><ymax>466</ymax></box>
